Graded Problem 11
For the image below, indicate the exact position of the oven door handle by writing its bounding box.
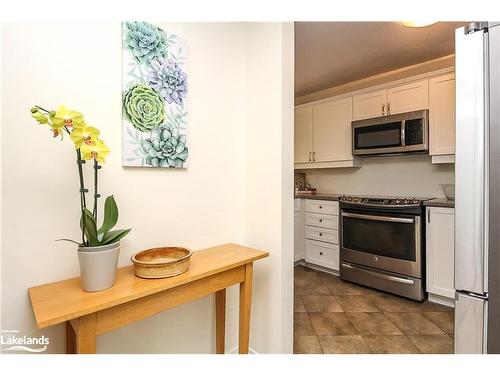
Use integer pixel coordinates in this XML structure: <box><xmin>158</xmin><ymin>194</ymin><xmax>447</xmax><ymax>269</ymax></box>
<box><xmin>341</xmin><ymin>263</ymin><xmax>416</xmax><ymax>285</ymax></box>
<box><xmin>341</xmin><ymin>212</ymin><xmax>415</xmax><ymax>224</ymax></box>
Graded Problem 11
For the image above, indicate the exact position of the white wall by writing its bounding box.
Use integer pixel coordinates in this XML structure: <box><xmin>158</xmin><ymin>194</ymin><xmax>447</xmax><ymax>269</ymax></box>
<box><xmin>304</xmin><ymin>156</ymin><xmax>454</xmax><ymax>198</ymax></box>
<box><xmin>0</xmin><ymin>22</ymin><xmax>294</xmax><ymax>354</ymax></box>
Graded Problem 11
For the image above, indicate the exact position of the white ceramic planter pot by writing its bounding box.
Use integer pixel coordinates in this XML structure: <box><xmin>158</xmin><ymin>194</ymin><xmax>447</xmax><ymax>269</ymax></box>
<box><xmin>78</xmin><ymin>242</ymin><xmax>120</xmax><ymax>292</ymax></box>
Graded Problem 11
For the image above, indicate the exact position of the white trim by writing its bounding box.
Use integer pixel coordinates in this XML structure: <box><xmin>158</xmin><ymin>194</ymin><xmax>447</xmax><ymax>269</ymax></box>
<box><xmin>295</xmin><ymin>67</ymin><xmax>454</xmax><ymax>109</ymax></box>
<box><xmin>431</xmin><ymin>154</ymin><xmax>455</xmax><ymax>164</ymax></box>
<box><xmin>428</xmin><ymin>293</ymin><xmax>456</xmax><ymax>308</ymax></box>
<box><xmin>226</xmin><ymin>346</ymin><xmax>258</xmax><ymax>354</ymax></box>
<box><xmin>294</xmin><ymin>259</ymin><xmax>340</xmax><ymax>277</ymax></box>
<box><xmin>294</xmin><ymin>158</ymin><xmax>362</xmax><ymax>170</ymax></box>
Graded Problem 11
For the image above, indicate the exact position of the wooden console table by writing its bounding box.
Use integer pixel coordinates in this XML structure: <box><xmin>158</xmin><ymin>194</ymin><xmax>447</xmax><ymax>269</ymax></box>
<box><xmin>28</xmin><ymin>243</ymin><xmax>268</xmax><ymax>354</ymax></box>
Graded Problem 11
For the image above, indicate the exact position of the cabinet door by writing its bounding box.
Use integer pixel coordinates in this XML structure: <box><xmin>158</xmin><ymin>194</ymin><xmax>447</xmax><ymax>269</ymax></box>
<box><xmin>294</xmin><ymin>211</ymin><xmax>304</xmax><ymax>261</ymax></box>
<box><xmin>312</xmin><ymin>97</ymin><xmax>353</xmax><ymax>162</ymax></box>
<box><xmin>387</xmin><ymin>79</ymin><xmax>428</xmax><ymax>115</ymax></box>
<box><xmin>294</xmin><ymin>106</ymin><xmax>313</xmax><ymax>163</ymax></box>
<box><xmin>352</xmin><ymin>89</ymin><xmax>387</xmax><ymax>120</ymax></box>
<box><xmin>305</xmin><ymin>239</ymin><xmax>339</xmax><ymax>270</ymax></box>
<box><xmin>426</xmin><ymin>207</ymin><xmax>455</xmax><ymax>299</ymax></box>
<box><xmin>429</xmin><ymin>74</ymin><xmax>456</xmax><ymax>155</ymax></box>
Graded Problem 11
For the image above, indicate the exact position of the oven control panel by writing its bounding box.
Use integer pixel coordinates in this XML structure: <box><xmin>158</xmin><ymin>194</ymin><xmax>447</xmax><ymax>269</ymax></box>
<box><xmin>339</xmin><ymin>195</ymin><xmax>422</xmax><ymax>207</ymax></box>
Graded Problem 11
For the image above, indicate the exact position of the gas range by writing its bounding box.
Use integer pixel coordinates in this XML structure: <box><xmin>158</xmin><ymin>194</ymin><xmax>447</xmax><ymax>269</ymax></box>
<box><xmin>339</xmin><ymin>194</ymin><xmax>430</xmax><ymax>208</ymax></box>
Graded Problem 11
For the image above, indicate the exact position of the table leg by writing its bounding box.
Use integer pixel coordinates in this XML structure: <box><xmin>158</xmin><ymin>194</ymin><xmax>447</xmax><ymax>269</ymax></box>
<box><xmin>238</xmin><ymin>263</ymin><xmax>253</xmax><ymax>354</ymax></box>
<box><xmin>215</xmin><ymin>288</ymin><xmax>226</xmax><ymax>354</ymax></box>
<box><xmin>75</xmin><ymin>313</ymin><xmax>97</xmax><ymax>354</ymax></box>
<box><xmin>65</xmin><ymin>321</ymin><xmax>76</xmax><ymax>354</ymax></box>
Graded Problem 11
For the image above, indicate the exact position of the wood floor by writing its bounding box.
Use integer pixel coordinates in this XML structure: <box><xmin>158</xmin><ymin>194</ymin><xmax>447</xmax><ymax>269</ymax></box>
<box><xmin>294</xmin><ymin>265</ymin><xmax>454</xmax><ymax>354</ymax></box>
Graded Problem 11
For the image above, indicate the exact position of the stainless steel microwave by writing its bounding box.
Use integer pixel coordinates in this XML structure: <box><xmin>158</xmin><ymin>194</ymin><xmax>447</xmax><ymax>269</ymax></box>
<box><xmin>352</xmin><ymin>110</ymin><xmax>429</xmax><ymax>156</ymax></box>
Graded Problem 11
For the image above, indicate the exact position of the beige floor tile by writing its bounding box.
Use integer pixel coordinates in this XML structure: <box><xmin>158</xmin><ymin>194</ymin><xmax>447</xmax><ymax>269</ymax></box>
<box><xmin>385</xmin><ymin>312</ymin><xmax>445</xmax><ymax>335</ymax></box>
<box><xmin>294</xmin><ymin>335</ymin><xmax>323</xmax><ymax>354</ymax></box>
<box><xmin>295</xmin><ymin>284</ymin><xmax>331</xmax><ymax>296</ymax></box>
<box><xmin>294</xmin><ymin>296</ymin><xmax>306</xmax><ymax>312</ymax></box>
<box><xmin>363</xmin><ymin>335</ymin><xmax>420</xmax><ymax>354</ymax></box>
<box><xmin>407</xmin><ymin>335</ymin><xmax>454</xmax><ymax>354</ymax></box>
<box><xmin>318</xmin><ymin>335</ymin><xmax>371</xmax><ymax>354</ymax></box>
<box><xmin>419</xmin><ymin>300</ymin><xmax>455</xmax><ymax>313</ymax></box>
<box><xmin>321</xmin><ymin>275</ymin><xmax>380</xmax><ymax>296</ymax></box>
<box><xmin>301</xmin><ymin>295</ymin><xmax>343</xmax><ymax>312</ymax></box>
<box><xmin>335</xmin><ymin>295</ymin><xmax>380</xmax><ymax>312</ymax></box>
<box><xmin>422</xmin><ymin>311</ymin><xmax>454</xmax><ymax>335</ymax></box>
<box><xmin>346</xmin><ymin>312</ymin><xmax>403</xmax><ymax>336</ymax></box>
<box><xmin>371</xmin><ymin>294</ymin><xmax>422</xmax><ymax>313</ymax></box>
<box><xmin>309</xmin><ymin>312</ymin><xmax>359</xmax><ymax>336</ymax></box>
<box><xmin>294</xmin><ymin>312</ymin><xmax>315</xmax><ymax>336</ymax></box>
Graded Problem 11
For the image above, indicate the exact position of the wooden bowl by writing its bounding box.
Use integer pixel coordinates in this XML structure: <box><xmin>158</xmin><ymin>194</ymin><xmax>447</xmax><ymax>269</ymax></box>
<box><xmin>131</xmin><ymin>247</ymin><xmax>192</xmax><ymax>279</ymax></box>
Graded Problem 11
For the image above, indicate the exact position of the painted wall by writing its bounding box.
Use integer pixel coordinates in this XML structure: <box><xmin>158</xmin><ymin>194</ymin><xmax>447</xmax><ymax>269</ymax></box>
<box><xmin>0</xmin><ymin>22</ymin><xmax>293</xmax><ymax>354</ymax></box>
<box><xmin>304</xmin><ymin>156</ymin><xmax>454</xmax><ymax>198</ymax></box>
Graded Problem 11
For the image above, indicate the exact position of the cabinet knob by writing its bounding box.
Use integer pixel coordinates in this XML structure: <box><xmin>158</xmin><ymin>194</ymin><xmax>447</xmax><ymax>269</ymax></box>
<box><xmin>319</xmin><ymin>205</ymin><xmax>322</xmax><ymax>209</ymax></box>
<box><xmin>320</xmin><ymin>252</ymin><xmax>323</xmax><ymax>256</ymax></box>
<box><xmin>319</xmin><ymin>233</ymin><xmax>323</xmax><ymax>236</ymax></box>
<box><xmin>319</xmin><ymin>219</ymin><xmax>323</xmax><ymax>223</ymax></box>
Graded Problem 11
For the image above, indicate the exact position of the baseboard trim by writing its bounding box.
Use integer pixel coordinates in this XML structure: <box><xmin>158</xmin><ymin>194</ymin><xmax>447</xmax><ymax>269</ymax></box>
<box><xmin>428</xmin><ymin>293</ymin><xmax>455</xmax><ymax>308</ymax></box>
<box><xmin>294</xmin><ymin>259</ymin><xmax>339</xmax><ymax>276</ymax></box>
<box><xmin>226</xmin><ymin>346</ymin><xmax>258</xmax><ymax>354</ymax></box>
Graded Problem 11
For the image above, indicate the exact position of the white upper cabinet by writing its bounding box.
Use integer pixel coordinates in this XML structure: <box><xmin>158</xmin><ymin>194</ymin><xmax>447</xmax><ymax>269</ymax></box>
<box><xmin>429</xmin><ymin>73</ymin><xmax>456</xmax><ymax>156</ymax></box>
<box><xmin>386</xmin><ymin>79</ymin><xmax>429</xmax><ymax>115</ymax></box>
<box><xmin>294</xmin><ymin>106</ymin><xmax>313</xmax><ymax>163</ymax></box>
<box><xmin>352</xmin><ymin>89</ymin><xmax>387</xmax><ymax>120</ymax></box>
<box><xmin>312</xmin><ymin>97</ymin><xmax>353</xmax><ymax>162</ymax></box>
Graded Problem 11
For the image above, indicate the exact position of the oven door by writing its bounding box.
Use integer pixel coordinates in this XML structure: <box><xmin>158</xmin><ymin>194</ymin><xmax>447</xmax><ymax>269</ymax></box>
<box><xmin>340</xmin><ymin>210</ymin><xmax>421</xmax><ymax>278</ymax></box>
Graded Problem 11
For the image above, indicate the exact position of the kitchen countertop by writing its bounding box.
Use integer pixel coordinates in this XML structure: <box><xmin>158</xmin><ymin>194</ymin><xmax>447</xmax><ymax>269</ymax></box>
<box><xmin>423</xmin><ymin>198</ymin><xmax>455</xmax><ymax>208</ymax></box>
<box><xmin>294</xmin><ymin>194</ymin><xmax>455</xmax><ymax>208</ymax></box>
<box><xmin>294</xmin><ymin>193</ymin><xmax>342</xmax><ymax>201</ymax></box>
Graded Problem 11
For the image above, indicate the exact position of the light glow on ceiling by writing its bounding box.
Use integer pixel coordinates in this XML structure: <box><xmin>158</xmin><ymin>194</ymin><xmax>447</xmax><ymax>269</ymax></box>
<box><xmin>402</xmin><ymin>21</ymin><xmax>438</xmax><ymax>28</ymax></box>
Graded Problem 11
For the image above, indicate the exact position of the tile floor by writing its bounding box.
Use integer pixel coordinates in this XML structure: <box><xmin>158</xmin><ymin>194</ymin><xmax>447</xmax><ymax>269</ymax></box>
<box><xmin>294</xmin><ymin>265</ymin><xmax>455</xmax><ymax>354</ymax></box>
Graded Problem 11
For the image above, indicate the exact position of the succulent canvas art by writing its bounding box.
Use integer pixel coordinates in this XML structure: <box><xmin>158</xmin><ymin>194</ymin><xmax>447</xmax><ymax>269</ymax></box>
<box><xmin>122</xmin><ymin>21</ymin><xmax>188</xmax><ymax>168</ymax></box>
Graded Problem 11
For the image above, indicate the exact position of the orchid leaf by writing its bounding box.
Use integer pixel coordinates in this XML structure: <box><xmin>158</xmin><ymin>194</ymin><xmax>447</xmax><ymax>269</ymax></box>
<box><xmin>97</xmin><ymin>196</ymin><xmax>118</xmax><ymax>241</ymax></box>
<box><xmin>101</xmin><ymin>228</ymin><xmax>131</xmax><ymax>245</ymax></box>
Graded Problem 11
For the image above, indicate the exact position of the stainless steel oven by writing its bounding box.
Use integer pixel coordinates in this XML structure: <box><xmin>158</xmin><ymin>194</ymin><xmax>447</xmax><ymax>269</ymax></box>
<box><xmin>352</xmin><ymin>110</ymin><xmax>429</xmax><ymax>156</ymax></box>
<box><xmin>339</xmin><ymin>195</ymin><xmax>426</xmax><ymax>301</ymax></box>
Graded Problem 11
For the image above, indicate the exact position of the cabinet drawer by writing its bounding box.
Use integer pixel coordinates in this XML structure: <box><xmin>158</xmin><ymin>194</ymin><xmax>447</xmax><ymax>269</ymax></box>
<box><xmin>305</xmin><ymin>226</ymin><xmax>338</xmax><ymax>244</ymax></box>
<box><xmin>305</xmin><ymin>200</ymin><xmax>339</xmax><ymax>215</ymax></box>
<box><xmin>305</xmin><ymin>239</ymin><xmax>339</xmax><ymax>270</ymax></box>
<box><xmin>305</xmin><ymin>212</ymin><xmax>338</xmax><ymax>230</ymax></box>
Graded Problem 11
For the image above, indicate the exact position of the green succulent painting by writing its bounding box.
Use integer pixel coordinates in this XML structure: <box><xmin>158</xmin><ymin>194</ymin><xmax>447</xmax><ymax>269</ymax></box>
<box><xmin>121</xmin><ymin>22</ymin><xmax>188</xmax><ymax>169</ymax></box>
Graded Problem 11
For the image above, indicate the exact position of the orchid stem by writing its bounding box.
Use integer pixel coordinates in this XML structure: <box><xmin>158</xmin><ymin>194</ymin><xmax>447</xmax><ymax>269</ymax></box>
<box><xmin>93</xmin><ymin>159</ymin><xmax>100</xmax><ymax>223</ymax></box>
<box><xmin>76</xmin><ymin>149</ymin><xmax>88</xmax><ymax>246</ymax></box>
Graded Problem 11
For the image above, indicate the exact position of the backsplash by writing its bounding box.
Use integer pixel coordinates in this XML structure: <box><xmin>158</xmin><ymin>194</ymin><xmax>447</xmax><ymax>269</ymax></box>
<box><xmin>304</xmin><ymin>155</ymin><xmax>454</xmax><ymax>198</ymax></box>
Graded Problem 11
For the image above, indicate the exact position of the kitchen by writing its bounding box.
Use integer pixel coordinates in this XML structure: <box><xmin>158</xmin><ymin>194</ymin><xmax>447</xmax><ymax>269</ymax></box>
<box><xmin>293</xmin><ymin>22</ymin><xmax>499</xmax><ymax>354</ymax></box>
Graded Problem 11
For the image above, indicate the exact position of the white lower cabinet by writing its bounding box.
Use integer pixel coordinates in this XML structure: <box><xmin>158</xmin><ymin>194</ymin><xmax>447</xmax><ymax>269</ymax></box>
<box><xmin>294</xmin><ymin>199</ymin><xmax>304</xmax><ymax>262</ymax></box>
<box><xmin>426</xmin><ymin>207</ymin><xmax>455</xmax><ymax>305</ymax></box>
<box><xmin>305</xmin><ymin>240</ymin><xmax>339</xmax><ymax>270</ymax></box>
<box><xmin>303</xmin><ymin>199</ymin><xmax>340</xmax><ymax>271</ymax></box>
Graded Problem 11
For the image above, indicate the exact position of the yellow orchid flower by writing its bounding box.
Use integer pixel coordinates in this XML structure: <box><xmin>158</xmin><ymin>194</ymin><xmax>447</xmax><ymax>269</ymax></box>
<box><xmin>50</xmin><ymin>105</ymin><xmax>85</xmax><ymax>129</ymax></box>
<box><xmin>81</xmin><ymin>139</ymin><xmax>110</xmax><ymax>163</ymax></box>
<box><xmin>30</xmin><ymin>108</ymin><xmax>48</xmax><ymax>124</ymax></box>
<box><xmin>70</xmin><ymin>124</ymin><xmax>100</xmax><ymax>149</ymax></box>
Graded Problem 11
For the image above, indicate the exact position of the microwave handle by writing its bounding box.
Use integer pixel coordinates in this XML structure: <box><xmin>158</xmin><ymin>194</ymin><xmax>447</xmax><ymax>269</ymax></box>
<box><xmin>400</xmin><ymin>120</ymin><xmax>406</xmax><ymax>146</ymax></box>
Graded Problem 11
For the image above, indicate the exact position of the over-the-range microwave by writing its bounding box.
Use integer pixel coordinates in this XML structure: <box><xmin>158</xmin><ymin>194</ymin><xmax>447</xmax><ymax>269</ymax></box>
<box><xmin>352</xmin><ymin>109</ymin><xmax>429</xmax><ymax>156</ymax></box>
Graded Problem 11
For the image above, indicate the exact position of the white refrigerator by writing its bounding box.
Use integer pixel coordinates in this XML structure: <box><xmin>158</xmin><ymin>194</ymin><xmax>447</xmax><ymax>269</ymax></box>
<box><xmin>455</xmin><ymin>21</ymin><xmax>500</xmax><ymax>354</ymax></box>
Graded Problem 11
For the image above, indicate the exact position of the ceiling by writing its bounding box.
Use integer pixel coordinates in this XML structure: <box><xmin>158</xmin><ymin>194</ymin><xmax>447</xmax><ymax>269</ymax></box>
<box><xmin>295</xmin><ymin>22</ymin><xmax>468</xmax><ymax>97</ymax></box>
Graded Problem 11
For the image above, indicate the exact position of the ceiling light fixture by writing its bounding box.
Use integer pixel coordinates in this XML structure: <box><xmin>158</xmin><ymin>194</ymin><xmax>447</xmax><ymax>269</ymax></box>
<box><xmin>402</xmin><ymin>21</ymin><xmax>438</xmax><ymax>28</ymax></box>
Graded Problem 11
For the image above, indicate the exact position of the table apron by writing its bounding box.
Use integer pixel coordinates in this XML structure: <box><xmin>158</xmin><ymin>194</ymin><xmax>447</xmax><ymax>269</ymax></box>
<box><xmin>95</xmin><ymin>265</ymin><xmax>246</xmax><ymax>335</ymax></box>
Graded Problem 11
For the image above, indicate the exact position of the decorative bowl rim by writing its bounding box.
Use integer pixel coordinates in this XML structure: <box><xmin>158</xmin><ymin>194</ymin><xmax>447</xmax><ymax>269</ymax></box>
<box><xmin>130</xmin><ymin>247</ymin><xmax>192</xmax><ymax>267</ymax></box>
